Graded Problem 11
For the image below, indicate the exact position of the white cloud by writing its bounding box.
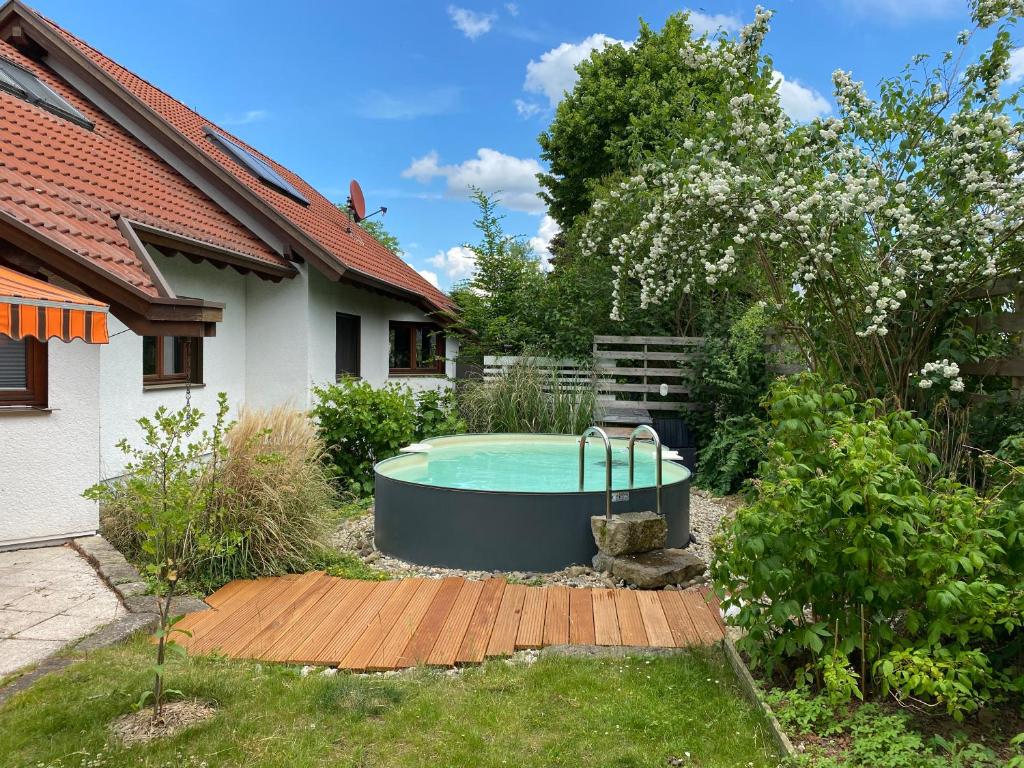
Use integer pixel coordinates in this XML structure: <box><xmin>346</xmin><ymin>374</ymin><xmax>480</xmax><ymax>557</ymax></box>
<box><xmin>515</xmin><ymin>98</ymin><xmax>541</xmax><ymax>119</ymax></box>
<box><xmin>1009</xmin><ymin>47</ymin><xmax>1024</xmax><ymax>84</ymax></box>
<box><xmin>687</xmin><ymin>10</ymin><xmax>742</xmax><ymax>36</ymax></box>
<box><xmin>402</xmin><ymin>148</ymin><xmax>545</xmax><ymax>213</ymax></box>
<box><xmin>773</xmin><ymin>70</ymin><xmax>831</xmax><ymax>121</ymax></box>
<box><xmin>524</xmin><ymin>33</ymin><xmax>626</xmax><ymax>106</ymax></box>
<box><xmin>417</xmin><ymin>269</ymin><xmax>440</xmax><ymax>288</ymax></box>
<box><xmin>448</xmin><ymin>6</ymin><xmax>496</xmax><ymax>40</ymax></box>
<box><xmin>356</xmin><ymin>87</ymin><xmax>460</xmax><ymax>120</ymax></box>
<box><xmin>505</xmin><ymin>2</ymin><xmax>519</xmax><ymax>16</ymax></box>
<box><xmin>529</xmin><ymin>214</ymin><xmax>559</xmax><ymax>271</ymax></box>
<box><xmin>218</xmin><ymin>109</ymin><xmax>269</xmax><ymax>126</ymax></box>
<box><xmin>429</xmin><ymin>245</ymin><xmax>478</xmax><ymax>282</ymax></box>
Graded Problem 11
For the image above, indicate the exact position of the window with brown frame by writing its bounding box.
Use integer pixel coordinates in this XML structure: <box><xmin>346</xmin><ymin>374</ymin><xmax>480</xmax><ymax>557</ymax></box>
<box><xmin>0</xmin><ymin>335</ymin><xmax>47</xmax><ymax>407</ymax></box>
<box><xmin>142</xmin><ymin>336</ymin><xmax>202</xmax><ymax>385</ymax></box>
<box><xmin>388</xmin><ymin>322</ymin><xmax>444</xmax><ymax>375</ymax></box>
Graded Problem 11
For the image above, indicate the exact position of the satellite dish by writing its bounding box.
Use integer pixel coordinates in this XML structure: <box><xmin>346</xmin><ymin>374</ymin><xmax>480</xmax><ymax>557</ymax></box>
<box><xmin>348</xmin><ymin>179</ymin><xmax>367</xmax><ymax>222</ymax></box>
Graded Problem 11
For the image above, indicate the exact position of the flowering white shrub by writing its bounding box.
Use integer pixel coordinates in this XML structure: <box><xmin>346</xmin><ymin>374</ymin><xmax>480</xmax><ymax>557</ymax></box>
<box><xmin>582</xmin><ymin>1</ymin><xmax>1024</xmax><ymax>405</ymax></box>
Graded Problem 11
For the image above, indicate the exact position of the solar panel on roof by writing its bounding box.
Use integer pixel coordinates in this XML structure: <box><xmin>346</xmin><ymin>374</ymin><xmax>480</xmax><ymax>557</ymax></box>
<box><xmin>0</xmin><ymin>56</ymin><xmax>92</xmax><ymax>128</ymax></box>
<box><xmin>203</xmin><ymin>127</ymin><xmax>310</xmax><ymax>206</ymax></box>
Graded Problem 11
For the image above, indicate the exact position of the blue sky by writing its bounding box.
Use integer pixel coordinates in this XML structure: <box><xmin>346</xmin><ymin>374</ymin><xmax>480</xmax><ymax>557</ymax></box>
<box><xmin>30</xmin><ymin>0</ymin><xmax>994</xmax><ymax>290</ymax></box>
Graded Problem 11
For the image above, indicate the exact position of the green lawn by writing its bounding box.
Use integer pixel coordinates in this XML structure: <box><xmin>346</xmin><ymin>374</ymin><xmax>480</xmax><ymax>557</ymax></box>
<box><xmin>0</xmin><ymin>639</ymin><xmax>781</xmax><ymax>768</ymax></box>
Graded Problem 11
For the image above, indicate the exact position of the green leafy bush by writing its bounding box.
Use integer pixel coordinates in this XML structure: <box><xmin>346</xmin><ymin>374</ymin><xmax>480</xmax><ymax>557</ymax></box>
<box><xmin>414</xmin><ymin>387</ymin><xmax>465</xmax><ymax>439</ymax></box>
<box><xmin>692</xmin><ymin>305</ymin><xmax>772</xmax><ymax>494</ymax></box>
<box><xmin>312</xmin><ymin>379</ymin><xmax>417</xmax><ymax>494</ymax></box>
<box><xmin>713</xmin><ymin>374</ymin><xmax>1024</xmax><ymax>717</ymax></box>
<box><xmin>458</xmin><ymin>359</ymin><xmax>596</xmax><ymax>434</ymax></box>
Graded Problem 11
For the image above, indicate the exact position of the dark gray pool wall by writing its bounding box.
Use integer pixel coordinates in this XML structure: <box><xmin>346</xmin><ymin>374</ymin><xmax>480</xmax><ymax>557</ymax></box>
<box><xmin>374</xmin><ymin>471</ymin><xmax>691</xmax><ymax>572</ymax></box>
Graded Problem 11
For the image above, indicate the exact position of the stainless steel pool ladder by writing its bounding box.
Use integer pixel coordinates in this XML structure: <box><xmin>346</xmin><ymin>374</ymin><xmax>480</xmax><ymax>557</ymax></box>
<box><xmin>578</xmin><ymin>426</ymin><xmax>613</xmax><ymax>519</ymax></box>
<box><xmin>628</xmin><ymin>425</ymin><xmax>663</xmax><ymax>518</ymax></box>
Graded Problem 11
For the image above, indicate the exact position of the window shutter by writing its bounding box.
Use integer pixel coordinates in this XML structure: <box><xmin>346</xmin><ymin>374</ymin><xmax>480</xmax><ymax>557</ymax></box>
<box><xmin>0</xmin><ymin>337</ymin><xmax>27</xmax><ymax>389</ymax></box>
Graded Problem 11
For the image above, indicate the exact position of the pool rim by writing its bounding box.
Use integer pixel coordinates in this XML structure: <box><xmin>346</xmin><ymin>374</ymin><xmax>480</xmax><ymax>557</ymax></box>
<box><xmin>373</xmin><ymin>432</ymin><xmax>693</xmax><ymax>496</ymax></box>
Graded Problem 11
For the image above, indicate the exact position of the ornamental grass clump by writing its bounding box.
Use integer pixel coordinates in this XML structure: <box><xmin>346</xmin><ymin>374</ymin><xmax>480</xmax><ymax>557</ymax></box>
<box><xmin>458</xmin><ymin>358</ymin><xmax>596</xmax><ymax>434</ymax></box>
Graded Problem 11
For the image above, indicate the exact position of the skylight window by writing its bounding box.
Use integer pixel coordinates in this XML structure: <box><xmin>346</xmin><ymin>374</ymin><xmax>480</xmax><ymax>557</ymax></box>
<box><xmin>203</xmin><ymin>127</ymin><xmax>309</xmax><ymax>206</ymax></box>
<box><xmin>0</xmin><ymin>56</ymin><xmax>92</xmax><ymax>129</ymax></box>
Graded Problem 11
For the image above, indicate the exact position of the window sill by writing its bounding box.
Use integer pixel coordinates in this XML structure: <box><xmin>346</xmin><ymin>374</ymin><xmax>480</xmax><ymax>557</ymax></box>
<box><xmin>0</xmin><ymin>405</ymin><xmax>52</xmax><ymax>414</ymax></box>
<box><xmin>388</xmin><ymin>372</ymin><xmax>446</xmax><ymax>378</ymax></box>
<box><xmin>143</xmin><ymin>382</ymin><xmax>207</xmax><ymax>392</ymax></box>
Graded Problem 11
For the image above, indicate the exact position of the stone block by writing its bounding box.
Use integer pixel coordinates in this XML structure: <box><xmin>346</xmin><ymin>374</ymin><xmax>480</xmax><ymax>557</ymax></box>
<box><xmin>591</xmin><ymin>512</ymin><xmax>667</xmax><ymax>556</ymax></box>
<box><xmin>591</xmin><ymin>548</ymin><xmax>706</xmax><ymax>589</ymax></box>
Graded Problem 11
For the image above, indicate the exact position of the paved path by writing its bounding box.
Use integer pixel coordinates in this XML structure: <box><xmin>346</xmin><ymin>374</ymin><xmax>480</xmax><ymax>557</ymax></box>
<box><xmin>0</xmin><ymin>546</ymin><xmax>124</xmax><ymax>676</ymax></box>
<box><xmin>174</xmin><ymin>574</ymin><xmax>725</xmax><ymax>671</ymax></box>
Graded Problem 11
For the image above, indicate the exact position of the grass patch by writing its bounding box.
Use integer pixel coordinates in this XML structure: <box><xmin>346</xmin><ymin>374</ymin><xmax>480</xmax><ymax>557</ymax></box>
<box><xmin>0</xmin><ymin>639</ymin><xmax>780</xmax><ymax>767</ymax></box>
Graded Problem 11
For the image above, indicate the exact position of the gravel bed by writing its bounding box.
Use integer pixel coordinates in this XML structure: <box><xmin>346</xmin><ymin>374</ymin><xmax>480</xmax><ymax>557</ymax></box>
<box><xmin>332</xmin><ymin>488</ymin><xmax>738</xmax><ymax>589</ymax></box>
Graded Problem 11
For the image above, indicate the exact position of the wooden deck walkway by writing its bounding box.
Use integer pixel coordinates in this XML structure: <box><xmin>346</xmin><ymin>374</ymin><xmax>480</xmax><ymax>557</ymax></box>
<box><xmin>172</xmin><ymin>574</ymin><xmax>725</xmax><ymax>672</ymax></box>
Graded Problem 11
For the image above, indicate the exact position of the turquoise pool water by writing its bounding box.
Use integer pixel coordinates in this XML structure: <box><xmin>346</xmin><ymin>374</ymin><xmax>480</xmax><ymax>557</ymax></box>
<box><xmin>376</xmin><ymin>434</ymin><xmax>690</xmax><ymax>493</ymax></box>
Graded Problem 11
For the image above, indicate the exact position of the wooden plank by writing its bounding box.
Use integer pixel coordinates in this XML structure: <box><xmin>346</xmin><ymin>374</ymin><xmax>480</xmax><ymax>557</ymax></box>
<box><xmin>486</xmin><ymin>583</ymin><xmax>528</xmax><ymax>657</ymax></box>
<box><xmin>426</xmin><ymin>579</ymin><xmax>484</xmax><ymax>666</ymax></box>
<box><xmin>235</xmin><ymin>573</ymin><xmax>338</xmax><ymax>658</ymax></box>
<box><xmin>635</xmin><ymin>590</ymin><xmax>675</xmax><ymax>648</ymax></box>
<box><xmin>484</xmin><ymin>355</ymin><xmax>578</xmax><ymax>366</ymax></box>
<box><xmin>604</xmin><ymin>400</ymin><xmax>705</xmax><ymax>411</ymax></box>
<box><xmin>594</xmin><ymin>335</ymin><xmax>705</xmax><ymax>345</ymax></box>
<box><xmin>964</xmin><ymin>276</ymin><xmax>1024</xmax><ymax>298</ymax></box>
<box><xmin>188</xmin><ymin>576</ymin><xmax>303</xmax><ymax>655</ymax></box>
<box><xmin>614</xmin><ymin>590</ymin><xmax>648</xmax><ymax>647</ymax></box>
<box><xmin>961</xmin><ymin>357</ymin><xmax>1024</xmax><ymax>377</ymax></box>
<box><xmin>311</xmin><ymin>580</ymin><xmax>402</xmax><ymax>665</ymax></box>
<box><xmin>592</xmin><ymin>588</ymin><xmax>621</xmax><ymax>646</ymax></box>
<box><xmin>203</xmin><ymin>578</ymin><xmax>249</xmax><ymax>609</ymax></box>
<box><xmin>399</xmin><ymin>577</ymin><xmax>464</xmax><ymax>667</ymax></box>
<box><xmin>594</xmin><ymin>365</ymin><xmax>688</xmax><ymax>377</ymax></box>
<box><xmin>456</xmin><ymin>578</ymin><xmax>506</xmax><ymax>664</ymax></box>
<box><xmin>594</xmin><ymin>350</ymin><xmax>702</xmax><ymax>361</ymax></box>
<box><xmin>658</xmin><ymin>591</ymin><xmax>700</xmax><ymax>647</ymax></box>
<box><xmin>568</xmin><ymin>588</ymin><xmax>596</xmax><ymax>645</ymax></box>
<box><xmin>283</xmin><ymin>580</ymin><xmax>377</xmax><ymax>664</ymax></box>
<box><xmin>515</xmin><ymin>586</ymin><xmax>547</xmax><ymax>649</ymax></box>
<box><xmin>699</xmin><ymin>586</ymin><xmax>728</xmax><ymax>632</ymax></box>
<box><xmin>262</xmin><ymin>579</ymin><xmax>357</xmax><ymax>662</ymax></box>
<box><xmin>542</xmin><ymin>586</ymin><xmax>570</xmax><ymax>646</ymax></box>
<box><xmin>339</xmin><ymin>579</ymin><xmax>423</xmax><ymax>671</ymax></box>
<box><xmin>174</xmin><ymin>578</ymin><xmax>269</xmax><ymax>639</ymax></box>
<box><xmin>598</xmin><ymin>382</ymin><xmax>693</xmax><ymax>395</ymax></box>
<box><xmin>677</xmin><ymin>590</ymin><xmax>723</xmax><ymax>645</ymax></box>
<box><xmin>371</xmin><ymin>578</ymin><xmax>443</xmax><ymax>671</ymax></box>
<box><xmin>965</xmin><ymin>313</ymin><xmax>1024</xmax><ymax>333</ymax></box>
<box><xmin>217</xmin><ymin>572</ymin><xmax>327</xmax><ymax>657</ymax></box>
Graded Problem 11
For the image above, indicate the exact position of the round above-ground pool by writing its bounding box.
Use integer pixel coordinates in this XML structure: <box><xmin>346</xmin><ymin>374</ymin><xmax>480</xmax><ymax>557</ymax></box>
<box><xmin>374</xmin><ymin>433</ymin><xmax>692</xmax><ymax>572</ymax></box>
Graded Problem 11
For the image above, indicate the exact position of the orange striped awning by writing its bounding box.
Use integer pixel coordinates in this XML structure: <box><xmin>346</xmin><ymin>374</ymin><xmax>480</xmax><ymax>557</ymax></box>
<box><xmin>0</xmin><ymin>266</ymin><xmax>109</xmax><ymax>344</ymax></box>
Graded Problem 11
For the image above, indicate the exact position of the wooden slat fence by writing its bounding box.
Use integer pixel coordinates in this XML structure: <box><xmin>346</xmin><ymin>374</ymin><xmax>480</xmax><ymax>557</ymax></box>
<box><xmin>592</xmin><ymin>335</ymin><xmax>706</xmax><ymax>417</ymax></box>
<box><xmin>961</xmin><ymin>275</ymin><xmax>1024</xmax><ymax>391</ymax></box>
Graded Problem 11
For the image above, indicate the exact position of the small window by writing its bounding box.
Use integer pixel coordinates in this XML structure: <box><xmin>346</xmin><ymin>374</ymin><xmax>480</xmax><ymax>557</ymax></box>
<box><xmin>203</xmin><ymin>127</ymin><xmax>309</xmax><ymax>205</ymax></box>
<box><xmin>336</xmin><ymin>313</ymin><xmax>360</xmax><ymax>379</ymax></box>
<box><xmin>143</xmin><ymin>336</ymin><xmax>202</xmax><ymax>386</ymax></box>
<box><xmin>0</xmin><ymin>56</ymin><xmax>92</xmax><ymax>129</ymax></box>
<box><xmin>388</xmin><ymin>322</ymin><xmax>444</xmax><ymax>375</ymax></box>
<box><xmin>0</xmin><ymin>335</ymin><xmax>47</xmax><ymax>406</ymax></box>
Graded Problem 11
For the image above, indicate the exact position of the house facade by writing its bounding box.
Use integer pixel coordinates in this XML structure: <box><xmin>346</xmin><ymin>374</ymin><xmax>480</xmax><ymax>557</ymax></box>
<box><xmin>0</xmin><ymin>1</ymin><xmax>457</xmax><ymax>549</ymax></box>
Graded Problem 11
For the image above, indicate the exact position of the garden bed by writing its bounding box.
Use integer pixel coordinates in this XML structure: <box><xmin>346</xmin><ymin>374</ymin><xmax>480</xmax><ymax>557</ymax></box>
<box><xmin>0</xmin><ymin>637</ymin><xmax>782</xmax><ymax>768</ymax></box>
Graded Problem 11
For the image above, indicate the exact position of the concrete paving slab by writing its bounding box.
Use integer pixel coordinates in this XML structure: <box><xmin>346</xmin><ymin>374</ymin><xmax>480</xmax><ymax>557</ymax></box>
<box><xmin>0</xmin><ymin>585</ymin><xmax>35</xmax><ymax>609</ymax></box>
<box><xmin>0</xmin><ymin>638</ymin><xmax>64</xmax><ymax>676</ymax></box>
<box><xmin>0</xmin><ymin>609</ymin><xmax>49</xmax><ymax>638</ymax></box>
<box><xmin>16</xmin><ymin>610</ymin><xmax>123</xmax><ymax>642</ymax></box>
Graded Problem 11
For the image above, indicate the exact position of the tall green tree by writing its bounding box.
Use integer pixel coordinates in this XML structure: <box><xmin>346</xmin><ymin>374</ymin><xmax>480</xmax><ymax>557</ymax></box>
<box><xmin>537</xmin><ymin>11</ymin><xmax>775</xmax><ymax>229</ymax></box>
<box><xmin>449</xmin><ymin>189</ymin><xmax>547</xmax><ymax>358</ymax></box>
<box><xmin>359</xmin><ymin>218</ymin><xmax>401</xmax><ymax>255</ymax></box>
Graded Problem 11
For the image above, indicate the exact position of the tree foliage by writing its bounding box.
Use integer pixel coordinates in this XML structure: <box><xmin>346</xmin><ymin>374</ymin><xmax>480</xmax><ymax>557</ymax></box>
<box><xmin>537</xmin><ymin>11</ymin><xmax>776</xmax><ymax>229</ymax></box>
<box><xmin>359</xmin><ymin>218</ymin><xmax>401</xmax><ymax>256</ymax></box>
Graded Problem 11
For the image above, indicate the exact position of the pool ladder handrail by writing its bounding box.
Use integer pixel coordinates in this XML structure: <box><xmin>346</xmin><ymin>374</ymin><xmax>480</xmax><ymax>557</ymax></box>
<box><xmin>578</xmin><ymin>426</ymin><xmax>613</xmax><ymax>520</ymax></box>
<box><xmin>628</xmin><ymin>425</ymin><xmax>663</xmax><ymax>518</ymax></box>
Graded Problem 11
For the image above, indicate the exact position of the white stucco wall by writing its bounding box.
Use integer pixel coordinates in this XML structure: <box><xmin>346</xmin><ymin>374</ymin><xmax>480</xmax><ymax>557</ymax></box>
<box><xmin>99</xmin><ymin>253</ymin><xmax>249</xmax><ymax>479</ymax></box>
<box><xmin>0</xmin><ymin>338</ymin><xmax>100</xmax><ymax>548</ymax></box>
<box><xmin>307</xmin><ymin>268</ymin><xmax>456</xmax><ymax>394</ymax></box>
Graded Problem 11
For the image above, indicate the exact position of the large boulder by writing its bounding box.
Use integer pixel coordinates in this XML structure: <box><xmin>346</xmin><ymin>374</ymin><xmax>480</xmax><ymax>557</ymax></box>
<box><xmin>591</xmin><ymin>511</ymin><xmax>667</xmax><ymax>556</ymax></box>
<box><xmin>592</xmin><ymin>548</ymin><xmax>706</xmax><ymax>589</ymax></box>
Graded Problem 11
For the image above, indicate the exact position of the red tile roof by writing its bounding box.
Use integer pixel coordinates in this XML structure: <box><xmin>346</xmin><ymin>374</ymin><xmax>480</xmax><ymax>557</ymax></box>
<box><xmin>41</xmin><ymin>15</ymin><xmax>455</xmax><ymax>314</ymax></box>
<box><xmin>0</xmin><ymin>40</ymin><xmax>290</xmax><ymax>299</ymax></box>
